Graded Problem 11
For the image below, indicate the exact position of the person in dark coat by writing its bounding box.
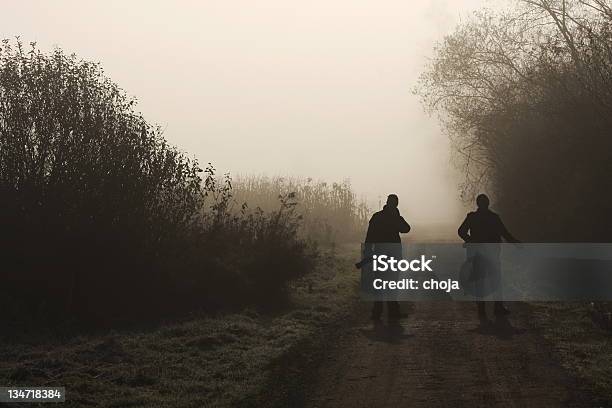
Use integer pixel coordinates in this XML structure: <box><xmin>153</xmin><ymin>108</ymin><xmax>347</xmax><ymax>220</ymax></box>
<box><xmin>458</xmin><ymin>194</ymin><xmax>520</xmax><ymax>322</ymax></box>
<box><xmin>363</xmin><ymin>194</ymin><xmax>411</xmax><ymax>320</ymax></box>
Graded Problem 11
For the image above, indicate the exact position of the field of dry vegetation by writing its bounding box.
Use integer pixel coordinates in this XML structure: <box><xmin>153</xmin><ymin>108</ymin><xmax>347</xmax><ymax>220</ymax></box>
<box><xmin>0</xmin><ymin>40</ymin><xmax>368</xmax><ymax>328</ymax></box>
<box><xmin>232</xmin><ymin>175</ymin><xmax>369</xmax><ymax>245</ymax></box>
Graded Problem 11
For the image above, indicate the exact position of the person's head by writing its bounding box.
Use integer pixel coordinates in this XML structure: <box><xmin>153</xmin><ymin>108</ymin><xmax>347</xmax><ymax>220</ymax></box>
<box><xmin>476</xmin><ymin>193</ymin><xmax>490</xmax><ymax>210</ymax></box>
<box><xmin>386</xmin><ymin>194</ymin><xmax>399</xmax><ymax>208</ymax></box>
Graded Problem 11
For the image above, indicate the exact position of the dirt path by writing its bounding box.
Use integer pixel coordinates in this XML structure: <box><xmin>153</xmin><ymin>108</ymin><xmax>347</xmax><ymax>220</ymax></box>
<box><xmin>307</xmin><ymin>301</ymin><xmax>591</xmax><ymax>408</ymax></box>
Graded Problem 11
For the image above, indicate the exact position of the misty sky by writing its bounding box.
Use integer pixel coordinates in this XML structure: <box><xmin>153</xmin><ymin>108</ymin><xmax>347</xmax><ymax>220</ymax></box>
<box><xmin>2</xmin><ymin>0</ymin><xmax>493</xmax><ymax>222</ymax></box>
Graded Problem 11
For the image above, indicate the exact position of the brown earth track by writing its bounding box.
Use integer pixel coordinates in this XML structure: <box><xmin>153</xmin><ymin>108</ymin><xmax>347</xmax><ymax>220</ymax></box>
<box><xmin>307</xmin><ymin>301</ymin><xmax>592</xmax><ymax>408</ymax></box>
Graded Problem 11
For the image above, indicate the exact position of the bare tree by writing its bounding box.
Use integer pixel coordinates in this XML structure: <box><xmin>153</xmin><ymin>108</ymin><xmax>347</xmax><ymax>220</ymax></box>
<box><xmin>417</xmin><ymin>0</ymin><xmax>612</xmax><ymax>240</ymax></box>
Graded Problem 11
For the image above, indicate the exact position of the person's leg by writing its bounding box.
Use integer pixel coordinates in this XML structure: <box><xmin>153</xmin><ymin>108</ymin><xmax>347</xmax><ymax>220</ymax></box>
<box><xmin>387</xmin><ymin>244</ymin><xmax>403</xmax><ymax>319</ymax></box>
<box><xmin>477</xmin><ymin>301</ymin><xmax>486</xmax><ymax>319</ymax></box>
<box><xmin>494</xmin><ymin>301</ymin><xmax>510</xmax><ymax>315</ymax></box>
<box><xmin>372</xmin><ymin>301</ymin><xmax>383</xmax><ymax>320</ymax></box>
<box><xmin>493</xmin><ymin>253</ymin><xmax>510</xmax><ymax>315</ymax></box>
<box><xmin>387</xmin><ymin>301</ymin><xmax>401</xmax><ymax>318</ymax></box>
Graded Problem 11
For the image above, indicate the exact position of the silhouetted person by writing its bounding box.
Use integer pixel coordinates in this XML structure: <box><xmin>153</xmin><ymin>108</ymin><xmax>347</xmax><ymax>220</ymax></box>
<box><xmin>458</xmin><ymin>194</ymin><xmax>520</xmax><ymax>323</ymax></box>
<box><xmin>362</xmin><ymin>194</ymin><xmax>411</xmax><ymax>320</ymax></box>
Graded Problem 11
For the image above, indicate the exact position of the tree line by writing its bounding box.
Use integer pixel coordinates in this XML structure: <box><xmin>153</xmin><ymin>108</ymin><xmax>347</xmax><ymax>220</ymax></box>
<box><xmin>418</xmin><ymin>0</ymin><xmax>612</xmax><ymax>241</ymax></box>
<box><xmin>0</xmin><ymin>40</ymin><xmax>366</xmax><ymax>326</ymax></box>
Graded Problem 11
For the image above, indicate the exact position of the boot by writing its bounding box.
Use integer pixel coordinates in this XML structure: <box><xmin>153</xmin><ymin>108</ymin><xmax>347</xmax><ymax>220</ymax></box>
<box><xmin>371</xmin><ymin>301</ymin><xmax>383</xmax><ymax>321</ymax></box>
<box><xmin>494</xmin><ymin>302</ymin><xmax>510</xmax><ymax>316</ymax></box>
<box><xmin>477</xmin><ymin>301</ymin><xmax>489</xmax><ymax>324</ymax></box>
<box><xmin>387</xmin><ymin>301</ymin><xmax>407</xmax><ymax>319</ymax></box>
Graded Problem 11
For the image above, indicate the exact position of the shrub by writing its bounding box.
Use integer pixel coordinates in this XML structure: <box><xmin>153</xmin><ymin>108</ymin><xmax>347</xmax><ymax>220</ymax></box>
<box><xmin>184</xmin><ymin>167</ymin><xmax>317</xmax><ymax>308</ymax></box>
<box><xmin>0</xmin><ymin>40</ymin><xmax>315</xmax><ymax>325</ymax></box>
<box><xmin>231</xmin><ymin>175</ymin><xmax>369</xmax><ymax>244</ymax></box>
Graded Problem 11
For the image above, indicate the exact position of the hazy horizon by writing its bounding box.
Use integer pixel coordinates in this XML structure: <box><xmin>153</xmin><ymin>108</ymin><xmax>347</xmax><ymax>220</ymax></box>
<box><xmin>1</xmin><ymin>0</ymin><xmax>498</xmax><ymax>223</ymax></box>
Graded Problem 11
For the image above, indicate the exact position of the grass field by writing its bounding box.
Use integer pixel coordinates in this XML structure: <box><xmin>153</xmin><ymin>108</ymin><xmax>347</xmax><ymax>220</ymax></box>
<box><xmin>6</xmin><ymin>248</ymin><xmax>612</xmax><ymax>407</ymax></box>
<box><xmin>531</xmin><ymin>302</ymin><xmax>612</xmax><ymax>405</ymax></box>
<box><xmin>0</xmin><ymin>246</ymin><xmax>361</xmax><ymax>408</ymax></box>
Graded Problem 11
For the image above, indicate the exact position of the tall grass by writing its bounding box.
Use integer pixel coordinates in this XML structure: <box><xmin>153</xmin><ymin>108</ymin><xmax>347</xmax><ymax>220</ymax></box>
<box><xmin>232</xmin><ymin>176</ymin><xmax>369</xmax><ymax>244</ymax></box>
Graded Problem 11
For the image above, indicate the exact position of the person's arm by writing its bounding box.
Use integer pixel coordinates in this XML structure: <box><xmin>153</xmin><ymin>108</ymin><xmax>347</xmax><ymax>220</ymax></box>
<box><xmin>458</xmin><ymin>214</ymin><xmax>471</xmax><ymax>242</ymax></box>
<box><xmin>397</xmin><ymin>216</ymin><xmax>411</xmax><ymax>234</ymax></box>
<box><xmin>364</xmin><ymin>215</ymin><xmax>376</xmax><ymax>243</ymax></box>
<box><xmin>499</xmin><ymin>217</ymin><xmax>520</xmax><ymax>243</ymax></box>
<box><xmin>358</xmin><ymin>215</ymin><xmax>377</xmax><ymax>269</ymax></box>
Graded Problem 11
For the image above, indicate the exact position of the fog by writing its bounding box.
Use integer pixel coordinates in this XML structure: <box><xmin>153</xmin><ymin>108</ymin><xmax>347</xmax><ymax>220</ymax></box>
<box><xmin>1</xmin><ymin>0</ymin><xmax>493</xmax><ymax>223</ymax></box>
